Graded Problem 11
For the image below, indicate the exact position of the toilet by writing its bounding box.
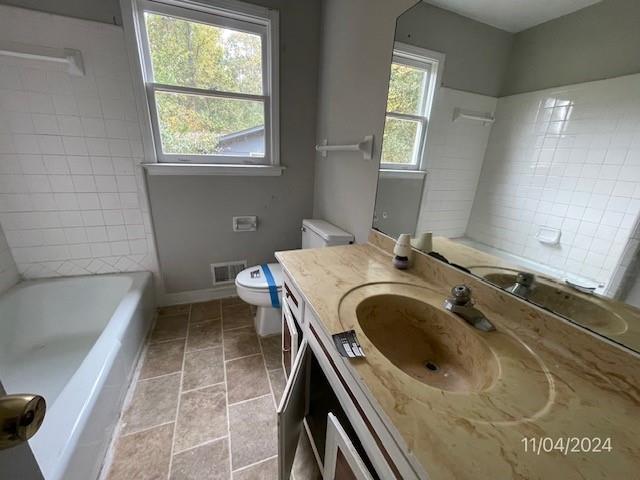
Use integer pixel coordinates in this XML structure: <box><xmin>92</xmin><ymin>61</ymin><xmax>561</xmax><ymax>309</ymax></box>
<box><xmin>235</xmin><ymin>219</ymin><xmax>353</xmax><ymax>336</ymax></box>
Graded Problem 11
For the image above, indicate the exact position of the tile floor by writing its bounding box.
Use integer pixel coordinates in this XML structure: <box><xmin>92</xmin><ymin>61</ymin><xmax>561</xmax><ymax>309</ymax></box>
<box><xmin>101</xmin><ymin>297</ymin><xmax>318</xmax><ymax>480</ymax></box>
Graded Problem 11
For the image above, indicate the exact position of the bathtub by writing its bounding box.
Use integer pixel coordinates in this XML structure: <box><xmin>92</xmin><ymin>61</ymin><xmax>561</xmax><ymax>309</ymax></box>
<box><xmin>0</xmin><ymin>272</ymin><xmax>155</xmax><ymax>480</ymax></box>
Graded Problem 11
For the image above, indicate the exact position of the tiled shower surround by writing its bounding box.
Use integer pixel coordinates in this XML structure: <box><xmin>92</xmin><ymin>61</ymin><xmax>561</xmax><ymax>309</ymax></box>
<box><xmin>416</xmin><ymin>87</ymin><xmax>497</xmax><ymax>238</ymax></box>
<box><xmin>0</xmin><ymin>223</ymin><xmax>19</xmax><ymax>292</ymax></box>
<box><xmin>466</xmin><ymin>74</ymin><xmax>640</xmax><ymax>287</ymax></box>
<box><xmin>103</xmin><ymin>297</ymin><xmax>319</xmax><ymax>480</ymax></box>
<box><xmin>0</xmin><ymin>6</ymin><xmax>159</xmax><ymax>279</ymax></box>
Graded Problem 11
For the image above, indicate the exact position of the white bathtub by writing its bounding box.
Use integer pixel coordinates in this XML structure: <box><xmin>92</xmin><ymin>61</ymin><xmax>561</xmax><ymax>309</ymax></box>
<box><xmin>0</xmin><ymin>272</ymin><xmax>155</xmax><ymax>480</ymax></box>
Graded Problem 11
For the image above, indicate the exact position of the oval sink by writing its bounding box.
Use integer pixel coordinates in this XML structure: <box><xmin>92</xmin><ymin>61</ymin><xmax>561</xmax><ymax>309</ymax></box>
<box><xmin>356</xmin><ymin>294</ymin><xmax>498</xmax><ymax>393</ymax></box>
<box><xmin>339</xmin><ymin>282</ymin><xmax>554</xmax><ymax>424</ymax></box>
<box><xmin>476</xmin><ymin>269</ymin><xmax>628</xmax><ymax>336</ymax></box>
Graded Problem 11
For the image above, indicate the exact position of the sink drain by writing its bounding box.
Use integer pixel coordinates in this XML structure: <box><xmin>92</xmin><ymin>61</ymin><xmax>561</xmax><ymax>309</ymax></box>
<box><xmin>424</xmin><ymin>361</ymin><xmax>439</xmax><ymax>372</ymax></box>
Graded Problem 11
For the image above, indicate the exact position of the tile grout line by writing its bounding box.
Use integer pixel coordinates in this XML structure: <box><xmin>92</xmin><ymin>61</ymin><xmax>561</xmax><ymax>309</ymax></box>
<box><xmin>231</xmin><ymin>454</ymin><xmax>278</xmax><ymax>474</ymax></box>
<box><xmin>172</xmin><ymin>434</ymin><xmax>229</xmax><ymax>456</ymax></box>
<box><xmin>119</xmin><ymin>420</ymin><xmax>176</xmax><ymax>438</ymax></box>
<box><xmin>221</xmin><ymin>301</ymin><xmax>235</xmax><ymax>478</ymax></box>
<box><xmin>166</xmin><ymin>303</ymin><xmax>191</xmax><ymax>479</ymax></box>
<box><xmin>136</xmin><ymin>370</ymin><xmax>182</xmax><ymax>383</ymax></box>
<box><xmin>227</xmin><ymin>393</ymin><xmax>272</xmax><ymax>408</ymax></box>
<box><xmin>180</xmin><ymin>380</ymin><xmax>226</xmax><ymax>395</ymax></box>
<box><xmin>224</xmin><ymin>351</ymin><xmax>263</xmax><ymax>364</ymax></box>
<box><xmin>257</xmin><ymin>335</ymin><xmax>278</xmax><ymax>410</ymax></box>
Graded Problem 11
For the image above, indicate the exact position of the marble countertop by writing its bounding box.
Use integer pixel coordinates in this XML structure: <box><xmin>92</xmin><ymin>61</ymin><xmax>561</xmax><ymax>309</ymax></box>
<box><xmin>275</xmin><ymin>232</ymin><xmax>640</xmax><ymax>480</ymax></box>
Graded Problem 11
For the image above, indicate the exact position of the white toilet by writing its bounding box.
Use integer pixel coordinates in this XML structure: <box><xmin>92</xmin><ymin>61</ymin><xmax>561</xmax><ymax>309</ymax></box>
<box><xmin>235</xmin><ymin>219</ymin><xmax>353</xmax><ymax>336</ymax></box>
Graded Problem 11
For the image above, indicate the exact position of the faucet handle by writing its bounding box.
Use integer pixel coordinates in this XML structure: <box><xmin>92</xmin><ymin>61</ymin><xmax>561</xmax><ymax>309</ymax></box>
<box><xmin>515</xmin><ymin>271</ymin><xmax>535</xmax><ymax>287</ymax></box>
<box><xmin>449</xmin><ymin>284</ymin><xmax>472</xmax><ymax>305</ymax></box>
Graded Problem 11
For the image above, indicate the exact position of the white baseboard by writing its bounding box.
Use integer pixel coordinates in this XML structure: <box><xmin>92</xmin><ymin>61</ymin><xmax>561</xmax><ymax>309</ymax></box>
<box><xmin>159</xmin><ymin>283</ymin><xmax>237</xmax><ymax>306</ymax></box>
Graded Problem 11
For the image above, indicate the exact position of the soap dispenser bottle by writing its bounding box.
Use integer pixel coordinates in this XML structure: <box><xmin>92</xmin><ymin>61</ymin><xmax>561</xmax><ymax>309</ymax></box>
<box><xmin>393</xmin><ymin>234</ymin><xmax>412</xmax><ymax>269</ymax></box>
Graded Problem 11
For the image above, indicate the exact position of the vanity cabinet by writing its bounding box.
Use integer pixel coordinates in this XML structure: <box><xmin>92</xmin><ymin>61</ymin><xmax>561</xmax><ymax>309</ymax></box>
<box><xmin>278</xmin><ymin>273</ymin><xmax>421</xmax><ymax>480</ymax></box>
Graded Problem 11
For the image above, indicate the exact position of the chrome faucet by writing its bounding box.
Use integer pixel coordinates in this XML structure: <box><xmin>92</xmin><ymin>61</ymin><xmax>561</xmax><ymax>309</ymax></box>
<box><xmin>506</xmin><ymin>272</ymin><xmax>535</xmax><ymax>299</ymax></box>
<box><xmin>443</xmin><ymin>285</ymin><xmax>496</xmax><ymax>332</ymax></box>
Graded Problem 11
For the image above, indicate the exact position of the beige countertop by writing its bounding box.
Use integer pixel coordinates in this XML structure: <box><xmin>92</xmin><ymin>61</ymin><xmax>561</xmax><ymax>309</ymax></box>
<box><xmin>275</xmin><ymin>231</ymin><xmax>640</xmax><ymax>480</ymax></box>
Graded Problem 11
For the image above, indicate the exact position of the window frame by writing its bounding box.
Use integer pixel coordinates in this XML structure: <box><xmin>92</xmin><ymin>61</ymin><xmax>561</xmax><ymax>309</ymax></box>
<box><xmin>381</xmin><ymin>43</ymin><xmax>444</xmax><ymax>172</ymax></box>
<box><xmin>132</xmin><ymin>0</ymin><xmax>280</xmax><ymax>166</ymax></box>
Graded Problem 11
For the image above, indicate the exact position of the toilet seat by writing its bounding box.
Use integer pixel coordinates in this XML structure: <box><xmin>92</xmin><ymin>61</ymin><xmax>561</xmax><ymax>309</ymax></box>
<box><xmin>235</xmin><ymin>263</ymin><xmax>283</xmax><ymax>309</ymax></box>
<box><xmin>235</xmin><ymin>263</ymin><xmax>283</xmax><ymax>292</ymax></box>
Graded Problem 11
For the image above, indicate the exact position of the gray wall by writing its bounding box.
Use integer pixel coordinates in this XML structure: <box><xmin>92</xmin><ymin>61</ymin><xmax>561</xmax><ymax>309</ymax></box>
<box><xmin>373</xmin><ymin>176</ymin><xmax>424</xmax><ymax>238</ymax></box>
<box><xmin>395</xmin><ymin>2</ymin><xmax>513</xmax><ymax>97</ymax></box>
<box><xmin>148</xmin><ymin>0</ymin><xmax>321</xmax><ymax>293</ymax></box>
<box><xmin>502</xmin><ymin>0</ymin><xmax>640</xmax><ymax>95</ymax></box>
<box><xmin>0</xmin><ymin>0</ymin><xmax>121</xmax><ymax>24</ymax></box>
<box><xmin>313</xmin><ymin>0</ymin><xmax>417</xmax><ymax>243</ymax></box>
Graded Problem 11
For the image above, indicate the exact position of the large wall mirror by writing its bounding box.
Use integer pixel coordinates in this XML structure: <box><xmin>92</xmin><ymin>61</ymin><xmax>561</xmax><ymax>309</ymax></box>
<box><xmin>374</xmin><ymin>0</ymin><xmax>640</xmax><ymax>352</ymax></box>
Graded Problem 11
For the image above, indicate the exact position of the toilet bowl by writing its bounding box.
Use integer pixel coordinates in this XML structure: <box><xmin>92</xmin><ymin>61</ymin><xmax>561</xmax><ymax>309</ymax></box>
<box><xmin>235</xmin><ymin>263</ymin><xmax>283</xmax><ymax>336</ymax></box>
<box><xmin>235</xmin><ymin>219</ymin><xmax>354</xmax><ymax>337</ymax></box>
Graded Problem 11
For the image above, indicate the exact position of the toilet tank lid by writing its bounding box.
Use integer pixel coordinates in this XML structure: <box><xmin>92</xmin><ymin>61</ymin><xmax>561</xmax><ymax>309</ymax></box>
<box><xmin>302</xmin><ymin>219</ymin><xmax>354</xmax><ymax>243</ymax></box>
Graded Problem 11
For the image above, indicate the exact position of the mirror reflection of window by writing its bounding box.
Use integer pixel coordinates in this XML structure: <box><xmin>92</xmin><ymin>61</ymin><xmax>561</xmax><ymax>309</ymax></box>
<box><xmin>381</xmin><ymin>45</ymin><xmax>443</xmax><ymax>171</ymax></box>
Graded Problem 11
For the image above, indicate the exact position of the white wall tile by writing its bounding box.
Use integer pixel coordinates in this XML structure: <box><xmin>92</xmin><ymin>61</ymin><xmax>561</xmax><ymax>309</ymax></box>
<box><xmin>0</xmin><ymin>5</ymin><xmax>159</xmax><ymax>280</ymax></box>
<box><xmin>467</xmin><ymin>74</ymin><xmax>640</xmax><ymax>288</ymax></box>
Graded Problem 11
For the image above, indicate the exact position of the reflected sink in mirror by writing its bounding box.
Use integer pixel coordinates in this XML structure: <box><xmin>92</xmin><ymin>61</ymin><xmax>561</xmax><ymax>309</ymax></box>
<box><xmin>471</xmin><ymin>266</ymin><xmax>628</xmax><ymax>337</ymax></box>
<box><xmin>356</xmin><ymin>294</ymin><xmax>499</xmax><ymax>393</ymax></box>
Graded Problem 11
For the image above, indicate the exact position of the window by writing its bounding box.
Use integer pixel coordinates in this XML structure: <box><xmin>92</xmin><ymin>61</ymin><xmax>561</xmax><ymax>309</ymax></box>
<box><xmin>381</xmin><ymin>44</ymin><xmax>442</xmax><ymax>170</ymax></box>
<box><xmin>133</xmin><ymin>0</ymin><xmax>278</xmax><ymax>165</ymax></box>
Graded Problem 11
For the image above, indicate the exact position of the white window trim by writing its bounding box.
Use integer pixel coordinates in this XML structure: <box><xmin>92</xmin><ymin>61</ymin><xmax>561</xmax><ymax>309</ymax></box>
<box><xmin>380</xmin><ymin>43</ymin><xmax>445</xmax><ymax>172</ymax></box>
<box><xmin>122</xmin><ymin>0</ymin><xmax>281</xmax><ymax>175</ymax></box>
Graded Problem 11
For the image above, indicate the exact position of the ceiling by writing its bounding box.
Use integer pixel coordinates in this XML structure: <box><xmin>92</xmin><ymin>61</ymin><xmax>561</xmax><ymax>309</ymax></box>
<box><xmin>424</xmin><ymin>0</ymin><xmax>602</xmax><ymax>33</ymax></box>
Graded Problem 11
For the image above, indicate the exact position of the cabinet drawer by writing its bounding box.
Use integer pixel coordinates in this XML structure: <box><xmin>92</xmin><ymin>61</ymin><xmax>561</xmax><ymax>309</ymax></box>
<box><xmin>283</xmin><ymin>274</ymin><xmax>304</xmax><ymax>323</ymax></box>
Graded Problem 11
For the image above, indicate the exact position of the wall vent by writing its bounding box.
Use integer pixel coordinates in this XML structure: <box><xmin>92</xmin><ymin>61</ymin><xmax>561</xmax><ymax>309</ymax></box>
<box><xmin>211</xmin><ymin>260</ymin><xmax>247</xmax><ymax>285</ymax></box>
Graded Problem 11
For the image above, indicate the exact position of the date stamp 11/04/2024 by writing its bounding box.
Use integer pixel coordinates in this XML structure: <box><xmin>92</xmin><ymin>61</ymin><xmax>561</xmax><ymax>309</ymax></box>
<box><xmin>521</xmin><ymin>437</ymin><xmax>613</xmax><ymax>456</ymax></box>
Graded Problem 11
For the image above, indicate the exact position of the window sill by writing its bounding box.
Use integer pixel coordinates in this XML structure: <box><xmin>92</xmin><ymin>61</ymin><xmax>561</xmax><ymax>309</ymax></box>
<box><xmin>379</xmin><ymin>169</ymin><xmax>426</xmax><ymax>180</ymax></box>
<box><xmin>141</xmin><ymin>163</ymin><xmax>286</xmax><ymax>177</ymax></box>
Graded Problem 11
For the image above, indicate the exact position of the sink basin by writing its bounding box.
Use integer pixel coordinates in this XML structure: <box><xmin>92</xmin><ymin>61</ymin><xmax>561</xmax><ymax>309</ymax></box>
<box><xmin>356</xmin><ymin>294</ymin><xmax>498</xmax><ymax>393</ymax></box>
<box><xmin>338</xmin><ymin>282</ymin><xmax>554</xmax><ymax>424</ymax></box>
<box><xmin>474</xmin><ymin>268</ymin><xmax>628</xmax><ymax>336</ymax></box>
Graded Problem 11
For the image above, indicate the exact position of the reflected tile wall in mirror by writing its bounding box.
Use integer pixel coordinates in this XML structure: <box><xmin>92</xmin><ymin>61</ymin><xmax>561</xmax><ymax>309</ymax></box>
<box><xmin>373</xmin><ymin>0</ymin><xmax>640</xmax><ymax>352</ymax></box>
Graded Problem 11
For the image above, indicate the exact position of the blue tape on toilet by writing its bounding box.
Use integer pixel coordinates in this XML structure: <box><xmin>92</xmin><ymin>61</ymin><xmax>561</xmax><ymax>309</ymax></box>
<box><xmin>261</xmin><ymin>264</ymin><xmax>281</xmax><ymax>308</ymax></box>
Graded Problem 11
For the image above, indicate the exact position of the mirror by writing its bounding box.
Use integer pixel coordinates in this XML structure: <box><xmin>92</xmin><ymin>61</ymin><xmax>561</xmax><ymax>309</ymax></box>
<box><xmin>374</xmin><ymin>0</ymin><xmax>640</xmax><ymax>352</ymax></box>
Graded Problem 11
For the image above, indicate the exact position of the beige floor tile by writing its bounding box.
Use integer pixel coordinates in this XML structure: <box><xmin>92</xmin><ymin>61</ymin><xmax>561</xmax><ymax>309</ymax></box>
<box><xmin>293</xmin><ymin>431</ymin><xmax>322</xmax><ymax>480</ymax></box>
<box><xmin>170</xmin><ymin>437</ymin><xmax>230</xmax><ymax>480</ymax></box>
<box><xmin>158</xmin><ymin>304</ymin><xmax>190</xmax><ymax>317</ymax></box>
<box><xmin>260</xmin><ymin>335</ymin><xmax>281</xmax><ymax>370</ymax></box>
<box><xmin>226</xmin><ymin>354</ymin><xmax>270</xmax><ymax>404</ymax></box>
<box><xmin>222</xmin><ymin>304</ymin><xmax>254</xmax><ymax>331</ymax></box>
<box><xmin>229</xmin><ymin>395</ymin><xmax>277</xmax><ymax>470</ymax></box>
<box><xmin>191</xmin><ymin>300</ymin><xmax>221</xmax><ymax>323</ymax></box>
<box><xmin>107</xmin><ymin>423</ymin><xmax>173</xmax><ymax>480</ymax></box>
<box><xmin>139</xmin><ymin>339</ymin><xmax>185</xmax><ymax>380</ymax></box>
<box><xmin>268</xmin><ymin>368</ymin><xmax>286</xmax><ymax>407</ymax></box>
<box><xmin>232</xmin><ymin>457</ymin><xmax>277</xmax><ymax>480</ymax></box>
<box><xmin>151</xmin><ymin>314</ymin><xmax>189</xmax><ymax>343</ymax></box>
<box><xmin>175</xmin><ymin>384</ymin><xmax>227</xmax><ymax>453</ymax></box>
<box><xmin>223</xmin><ymin>326</ymin><xmax>261</xmax><ymax>360</ymax></box>
<box><xmin>221</xmin><ymin>296</ymin><xmax>244</xmax><ymax>307</ymax></box>
<box><xmin>186</xmin><ymin>319</ymin><xmax>222</xmax><ymax>352</ymax></box>
<box><xmin>183</xmin><ymin>346</ymin><xmax>224</xmax><ymax>391</ymax></box>
<box><xmin>121</xmin><ymin>373</ymin><xmax>180</xmax><ymax>435</ymax></box>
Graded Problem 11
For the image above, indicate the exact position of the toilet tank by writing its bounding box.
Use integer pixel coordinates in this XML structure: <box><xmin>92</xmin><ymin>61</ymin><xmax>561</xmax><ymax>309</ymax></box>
<box><xmin>301</xmin><ymin>219</ymin><xmax>354</xmax><ymax>249</ymax></box>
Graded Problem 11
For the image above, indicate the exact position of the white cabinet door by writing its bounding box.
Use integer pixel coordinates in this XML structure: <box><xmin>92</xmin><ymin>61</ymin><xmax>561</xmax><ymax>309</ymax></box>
<box><xmin>277</xmin><ymin>339</ymin><xmax>309</xmax><ymax>480</ymax></box>
<box><xmin>282</xmin><ymin>301</ymin><xmax>299</xmax><ymax>379</ymax></box>
<box><xmin>323</xmin><ymin>413</ymin><xmax>374</xmax><ymax>480</ymax></box>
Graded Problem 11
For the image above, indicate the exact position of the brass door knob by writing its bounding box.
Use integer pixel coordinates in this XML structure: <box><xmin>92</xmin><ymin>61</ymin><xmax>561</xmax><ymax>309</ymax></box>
<box><xmin>0</xmin><ymin>394</ymin><xmax>46</xmax><ymax>450</ymax></box>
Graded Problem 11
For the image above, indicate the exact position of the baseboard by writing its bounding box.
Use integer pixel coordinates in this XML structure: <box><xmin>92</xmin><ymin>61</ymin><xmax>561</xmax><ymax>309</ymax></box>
<box><xmin>159</xmin><ymin>284</ymin><xmax>237</xmax><ymax>306</ymax></box>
